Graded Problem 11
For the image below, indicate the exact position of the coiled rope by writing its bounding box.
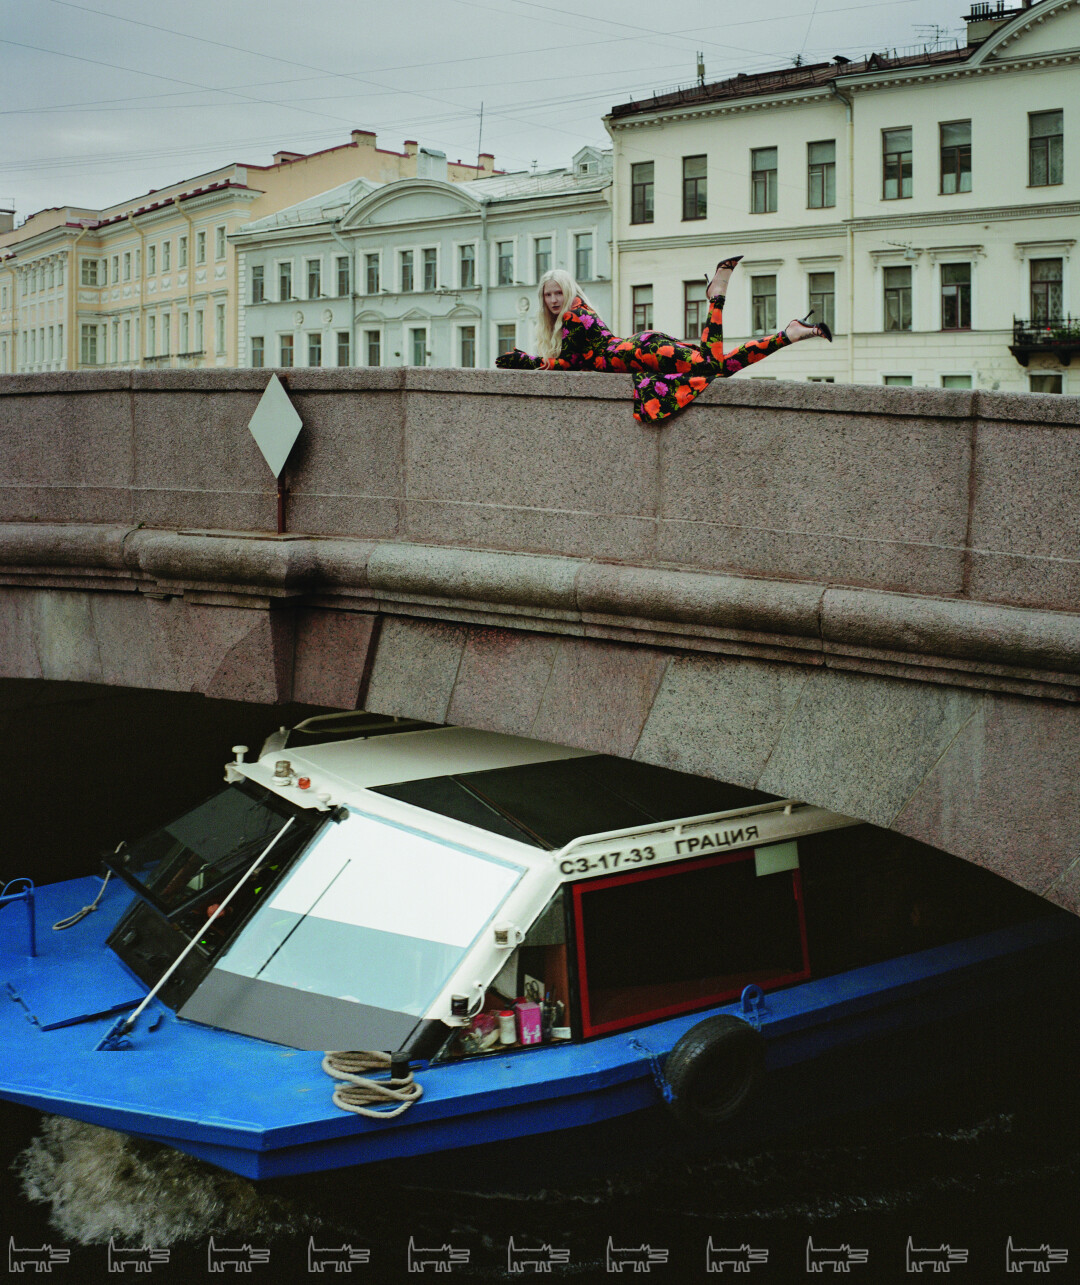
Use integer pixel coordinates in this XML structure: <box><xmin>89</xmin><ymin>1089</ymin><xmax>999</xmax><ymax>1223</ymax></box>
<box><xmin>52</xmin><ymin>870</ymin><xmax>112</xmax><ymax>930</ymax></box>
<box><xmin>322</xmin><ymin>1050</ymin><xmax>423</xmax><ymax>1118</ymax></box>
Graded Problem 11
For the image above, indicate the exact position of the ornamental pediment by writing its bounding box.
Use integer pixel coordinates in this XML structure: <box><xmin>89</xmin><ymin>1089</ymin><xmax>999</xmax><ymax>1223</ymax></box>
<box><xmin>339</xmin><ymin>180</ymin><xmax>479</xmax><ymax>231</ymax></box>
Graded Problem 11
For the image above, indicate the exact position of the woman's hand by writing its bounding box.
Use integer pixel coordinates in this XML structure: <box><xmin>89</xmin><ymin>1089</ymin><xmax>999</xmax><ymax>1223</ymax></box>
<box><xmin>495</xmin><ymin>348</ymin><xmax>539</xmax><ymax>370</ymax></box>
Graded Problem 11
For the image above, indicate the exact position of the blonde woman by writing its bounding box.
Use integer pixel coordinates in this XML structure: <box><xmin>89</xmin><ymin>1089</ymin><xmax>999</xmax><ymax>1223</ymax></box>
<box><xmin>496</xmin><ymin>261</ymin><xmax>830</xmax><ymax>423</ymax></box>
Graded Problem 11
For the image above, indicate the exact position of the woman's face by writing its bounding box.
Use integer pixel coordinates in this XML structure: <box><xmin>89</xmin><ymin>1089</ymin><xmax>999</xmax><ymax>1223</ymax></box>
<box><xmin>543</xmin><ymin>280</ymin><xmax>566</xmax><ymax>317</ymax></box>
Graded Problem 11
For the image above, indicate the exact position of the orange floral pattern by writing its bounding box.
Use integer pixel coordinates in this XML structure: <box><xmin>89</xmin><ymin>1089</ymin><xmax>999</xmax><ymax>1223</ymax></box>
<box><xmin>495</xmin><ymin>295</ymin><xmax>791</xmax><ymax>422</ymax></box>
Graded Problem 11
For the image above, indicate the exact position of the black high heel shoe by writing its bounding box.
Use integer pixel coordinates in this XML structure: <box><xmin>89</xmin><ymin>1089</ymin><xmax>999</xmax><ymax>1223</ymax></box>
<box><xmin>704</xmin><ymin>255</ymin><xmax>743</xmax><ymax>296</ymax></box>
<box><xmin>794</xmin><ymin>309</ymin><xmax>833</xmax><ymax>343</ymax></box>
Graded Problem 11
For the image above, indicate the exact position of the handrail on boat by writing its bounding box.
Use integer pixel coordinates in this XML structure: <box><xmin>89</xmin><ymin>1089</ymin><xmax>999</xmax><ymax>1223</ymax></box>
<box><xmin>552</xmin><ymin>798</ymin><xmax>811</xmax><ymax>863</ymax></box>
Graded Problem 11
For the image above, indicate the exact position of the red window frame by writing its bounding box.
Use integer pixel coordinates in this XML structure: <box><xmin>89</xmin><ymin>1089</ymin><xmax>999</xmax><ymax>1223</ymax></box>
<box><xmin>571</xmin><ymin>846</ymin><xmax>810</xmax><ymax>1038</ymax></box>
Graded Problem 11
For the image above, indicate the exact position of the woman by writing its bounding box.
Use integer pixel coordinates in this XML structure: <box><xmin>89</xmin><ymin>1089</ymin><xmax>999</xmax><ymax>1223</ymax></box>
<box><xmin>495</xmin><ymin>260</ymin><xmax>831</xmax><ymax>424</ymax></box>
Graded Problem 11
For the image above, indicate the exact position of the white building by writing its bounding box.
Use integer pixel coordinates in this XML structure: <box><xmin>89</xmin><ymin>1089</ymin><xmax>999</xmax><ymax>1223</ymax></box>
<box><xmin>605</xmin><ymin>0</ymin><xmax>1080</xmax><ymax>393</ymax></box>
<box><xmin>231</xmin><ymin>148</ymin><xmax>611</xmax><ymax>371</ymax></box>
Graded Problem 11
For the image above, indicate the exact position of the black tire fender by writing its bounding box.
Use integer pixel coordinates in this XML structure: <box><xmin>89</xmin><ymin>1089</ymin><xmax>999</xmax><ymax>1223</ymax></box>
<box><xmin>664</xmin><ymin>1014</ymin><xmax>765</xmax><ymax>1132</ymax></box>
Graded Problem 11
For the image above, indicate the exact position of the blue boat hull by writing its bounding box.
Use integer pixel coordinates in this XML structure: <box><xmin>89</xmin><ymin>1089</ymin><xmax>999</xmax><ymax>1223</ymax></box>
<box><xmin>2</xmin><ymin>875</ymin><xmax>1078</xmax><ymax>1180</ymax></box>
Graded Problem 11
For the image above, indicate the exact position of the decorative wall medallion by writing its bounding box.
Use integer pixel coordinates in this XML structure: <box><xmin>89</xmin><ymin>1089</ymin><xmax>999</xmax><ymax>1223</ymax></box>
<box><xmin>517</xmin><ymin>296</ymin><xmax>530</xmax><ymax>314</ymax></box>
<box><xmin>294</xmin><ymin>310</ymin><xmax>304</xmax><ymax>326</ymax></box>
<box><xmin>322</xmin><ymin>309</ymin><xmax>333</xmax><ymax>325</ymax></box>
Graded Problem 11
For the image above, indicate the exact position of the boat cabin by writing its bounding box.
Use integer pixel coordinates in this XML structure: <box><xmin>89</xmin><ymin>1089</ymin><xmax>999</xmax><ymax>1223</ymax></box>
<box><xmin>103</xmin><ymin>717</ymin><xmax>1049</xmax><ymax>1064</ymax></box>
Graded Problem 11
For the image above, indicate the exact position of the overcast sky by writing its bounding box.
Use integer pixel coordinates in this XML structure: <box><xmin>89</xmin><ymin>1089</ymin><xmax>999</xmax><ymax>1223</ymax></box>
<box><xmin>1</xmin><ymin>0</ymin><xmax>977</xmax><ymax>220</ymax></box>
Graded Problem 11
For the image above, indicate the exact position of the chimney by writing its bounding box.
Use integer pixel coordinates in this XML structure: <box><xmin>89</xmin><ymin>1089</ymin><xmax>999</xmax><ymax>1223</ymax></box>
<box><xmin>273</xmin><ymin>151</ymin><xmax>305</xmax><ymax>165</ymax></box>
<box><xmin>0</xmin><ymin>206</ymin><xmax>14</xmax><ymax>234</ymax></box>
<box><xmin>403</xmin><ymin>140</ymin><xmax>418</xmax><ymax>158</ymax></box>
<box><xmin>351</xmin><ymin>129</ymin><xmax>376</xmax><ymax>147</ymax></box>
<box><xmin>417</xmin><ymin>148</ymin><xmax>448</xmax><ymax>181</ymax></box>
<box><xmin>478</xmin><ymin>152</ymin><xmax>495</xmax><ymax>176</ymax></box>
<box><xmin>963</xmin><ymin>1</ymin><xmax>1029</xmax><ymax>44</ymax></box>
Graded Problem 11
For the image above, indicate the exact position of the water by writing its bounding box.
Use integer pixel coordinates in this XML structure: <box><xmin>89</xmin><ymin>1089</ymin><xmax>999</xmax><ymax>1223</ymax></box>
<box><xmin>3</xmin><ymin>680</ymin><xmax>1078</xmax><ymax>1281</ymax></box>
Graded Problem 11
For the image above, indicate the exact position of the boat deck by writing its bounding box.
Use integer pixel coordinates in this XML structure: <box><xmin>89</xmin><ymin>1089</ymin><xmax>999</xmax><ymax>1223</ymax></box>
<box><xmin>2</xmin><ymin>875</ymin><xmax>1076</xmax><ymax>1179</ymax></box>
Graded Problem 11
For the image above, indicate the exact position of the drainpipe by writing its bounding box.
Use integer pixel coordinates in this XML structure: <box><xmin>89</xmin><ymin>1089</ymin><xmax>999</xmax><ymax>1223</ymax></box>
<box><xmin>603</xmin><ymin>119</ymin><xmax>620</xmax><ymax>331</ymax></box>
<box><xmin>831</xmin><ymin>83</ymin><xmax>856</xmax><ymax>384</ymax></box>
<box><xmin>479</xmin><ymin>200</ymin><xmax>490</xmax><ymax>368</ymax></box>
<box><xmin>326</xmin><ymin>220</ymin><xmax>356</xmax><ymax>366</ymax></box>
<box><xmin>66</xmin><ymin>224</ymin><xmax>92</xmax><ymax>370</ymax></box>
<box><xmin>174</xmin><ymin>197</ymin><xmax>196</xmax><ymax>365</ymax></box>
<box><xmin>126</xmin><ymin>212</ymin><xmax>146</xmax><ymax>368</ymax></box>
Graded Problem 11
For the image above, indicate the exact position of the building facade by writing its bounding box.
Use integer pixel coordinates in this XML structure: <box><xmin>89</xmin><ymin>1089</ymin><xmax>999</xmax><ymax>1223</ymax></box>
<box><xmin>231</xmin><ymin>148</ymin><xmax>611</xmax><ymax>372</ymax></box>
<box><xmin>605</xmin><ymin>0</ymin><xmax>1080</xmax><ymax>392</ymax></box>
<box><xmin>0</xmin><ymin>132</ymin><xmax>499</xmax><ymax>375</ymax></box>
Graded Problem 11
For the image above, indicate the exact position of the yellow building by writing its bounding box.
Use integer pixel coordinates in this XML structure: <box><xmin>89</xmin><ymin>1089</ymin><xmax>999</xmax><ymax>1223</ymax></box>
<box><xmin>0</xmin><ymin>132</ymin><xmax>498</xmax><ymax>373</ymax></box>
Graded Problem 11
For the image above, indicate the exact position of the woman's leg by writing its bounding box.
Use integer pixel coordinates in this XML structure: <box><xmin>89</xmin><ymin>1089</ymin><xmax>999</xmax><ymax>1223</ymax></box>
<box><xmin>697</xmin><ymin>295</ymin><xmax>792</xmax><ymax>378</ymax></box>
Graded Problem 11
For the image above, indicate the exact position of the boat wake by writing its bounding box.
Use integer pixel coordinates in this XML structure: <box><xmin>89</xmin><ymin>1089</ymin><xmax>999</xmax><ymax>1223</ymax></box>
<box><xmin>15</xmin><ymin>1117</ymin><xmax>318</xmax><ymax>1246</ymax></box>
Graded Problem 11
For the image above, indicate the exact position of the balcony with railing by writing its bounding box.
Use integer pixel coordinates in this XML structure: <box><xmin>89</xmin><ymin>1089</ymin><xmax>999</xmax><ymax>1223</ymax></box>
<box><xmin>1010</xmin><ymin>316</ymin><xmax>1080</xmax><ymax>367</ymax></box>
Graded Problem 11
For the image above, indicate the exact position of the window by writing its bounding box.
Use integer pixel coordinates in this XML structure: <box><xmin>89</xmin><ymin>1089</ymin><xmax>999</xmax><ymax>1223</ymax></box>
<box><xmin>111</xmin><ymin>255</ymin><xmax>120</xmax><ymax>283</ymax></box>
<box><xmin>147</xmin><ymin>315</ymin><xmax>155</xmax><ymax>358</ymax></box>
<box><xmin>423</xmin><ymin>247</ymin><xmax>438</xmax><ymax>292</ymax></box>
<box><xmin>807</xmin><ymin>375</ymin><xmax>835</xmax><ymax>383</ymax></box>
<box><xmin>631</xmin><ymin>161</ymin><xmax>655</xmax><ymax>224</ymax></box>
<box><xmin>1030</xmin><ymin>373</ymin><xmax>1063</xmax><ymax>393</ymax></box>
<box><xmin>279</xmin><ymin>261</ymin><xmax>292</xmax><ymax>300</ymax></box>
<box><xmin>400</xmin><ymin>250</ymin><xmax>414</xmax><ymax>292</ymax></box>
<box><xmin>456</xmin><ymin>244</ymin><xmax>475</xmax><ymax>290</ymax></box>
<box><xmin>80</xmin><ymin>324</ymin><xmax>98</xmax><ymax>365</ymax></box>
<box><xmin>751</xmin><ymin>147</ymin><xmax>778</xmax><ymax>213</ymax></box>
<box><xmin>940</xmin><ymin>121</ymin><xmax>971</xmax><ymax>195</ymax></box>
<box><xmin>251</xmin><ymin>264</ymin><xmax>265</xmax><ymax>303</ymax></box>
<box><xmin>1029</xmin><ymin>111</ymin><xmax>1063</xmax><ymax>187</ymax></box>
<box><xmin>180</xmin><ymin>312</ymin><xmax>189</xmax><ymax>353</ymax></box>
<box><xmin>307</xmin><ymin>259</ymin><xmax>321</xmax><ymax>299</ymax></box>
<box><xmin>496</xmin><ymin>323</ymin><xmax>516</xmax><ymax>357</ymax></box>
<box><xmin>147</xmin><ymin>245</ymin><xmax>156</xmax><ymax>275</ymax></box>
<box><xmin>572</xmin><ymin>846</ymin><xmax>809</xmax><ymax>1037</ymax></box>
<box><xmin>808</xmin><ymin>141</ymin><xmax>836</xmax><ymax>208</ymax></box>
<box><xmin>632</xmin><ymin>285</ymin><xmax>653</xmax><ymax>332</ymax></box>
<box><xmin>533</xmin><ymin>237</ymin><xmax>551</xmax><ymax>281</ymax></box>
<box><xmin>682</xmin><ymin>155</ymin><xmax>707</xmax><ymax>220</ymax></box>
<box><xmin>195</xmin><ymin>309</ymin><xmax>204</xmax><ymax>353</ymax></box>
<box><xmin>279</xmin><ymin>334</ymin><xmax>294</xmax><ymax>367</ymax></box>
<box><xmin>884</xmin><ymin>266</ymin><xmax>912</xmax><ymax>331</ymax></box>
<box><xmin>808</xmin><ymin>272</ymin><xmax>836</xmax><ymax>334</ymax></box>
<box><xmin>940</xmin><ymin>263</ymin><xmax>971</xmax><ymax>330</ymax></box>
<box><xmin>365</xmin><ymin>253</ymin><xmax>380</xmax><ymax>294</ymax></box>
<box><xmin>337</xmin><ymin>331</ymin><xmax>350</xmax><ymax>366</ymax></box>
<box><xmin>884</xmin><ymin>374</ymin><xmax>914</xmax><ymax>386</ymax></box>
<box><xmin>883</xmin><ymin>128</ymin><xmax>912</xmax><ymax>199</ymax></box>
<box><xmin>161</xmin><ymin>315</ymin><xmax>170</xmax><ymax>354</ymax></box>
<box><xmin>162</xmin><ymin>240</ymin><xmax>171</xmax><ymax>272</ymax></box>
<box><xmin>365</xmin><ymin>330</ymin><xmax>381</xmax><ymax>366</ymax></box>
<box><xmin>752</xmin><ymin>275</ymin><xmax>777</xmax><ymax>335</ymax></box>
<box><xmin>123</xmin><ymin>318</ymin><xmax>131</xmax><ymax>362</ymax></box>
<box><xmin>215</xmin><ymin>226</ymin><xmax>226</xmax><ymax>260</ymax></box>
<box><xmin>337</xmin><ymin>256</ymin><xmax>350</xmax><ymax>297</ymax></box>
<box><xmin>941</xmin><ymin>375</ymin><xmax>972</xmax><ymax>389</ymax></box>
<box><xmin>684</xmin><ymin>280</ymin><xmax>707</xmax><ymax>340</ymax></box>
<box><xmin>1030</xmin><ymin>258</ymin><xmax>1063</xmax><ymax>322</ymax></box>
<box><xmin>574</xmin><ymin>232</ymin><xmax>592</xmax><ymax>281</ymax></box>
<box><xmin>308</xmin><ymin>333</ymin><xmax>322</xmax><ymax>366</ymax></box>
<box><xmin>410</xmin><ymin>326</ymin><xmax>427</xmax><ymax>366</ymax></box>
<box><xmin>251</xmin><ymin>336</ymin><xmax>264</xmax><ymax>368</ymax></box>
<box><xmin>196</xmin><ymin>231</ymin><xmax>206</xmax><ymax>265</ymax></box>
<box><xmin>80</xmin><ymin>259</ymin><xmax>99</xmax><ymax>286</ymax></box>
<box><xmin>497</xmin><ymin>241</ymin><xmax>514</xmax><ymax>286</ymax></box>
<box><xmin>460</xmin><ymin>325</ymin><xmax>476</xmax><ymax>368</ymax></box>
<box><xmin>215</xmin><ymin>302</ymin><xmax>226</xmax><ymax>354</ymax></box>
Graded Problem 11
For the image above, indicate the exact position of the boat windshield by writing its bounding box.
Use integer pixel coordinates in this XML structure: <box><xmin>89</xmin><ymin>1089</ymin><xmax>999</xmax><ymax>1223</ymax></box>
<box><xmin>179</xmin><ymin>807</ymin><xmax>526</xmax><ymax>1050</ymax></box>
<box><xmin>106</xmin><ymin>781</ymin><xmax>313</xmax><ymax>921</ymax></box>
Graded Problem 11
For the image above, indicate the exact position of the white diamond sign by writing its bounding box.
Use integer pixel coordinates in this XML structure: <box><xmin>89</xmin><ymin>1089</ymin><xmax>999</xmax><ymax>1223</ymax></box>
<box><xmin>248</xmin><ymin>374</ymin><xmax>302</xmax><ymax>478</ymax></box>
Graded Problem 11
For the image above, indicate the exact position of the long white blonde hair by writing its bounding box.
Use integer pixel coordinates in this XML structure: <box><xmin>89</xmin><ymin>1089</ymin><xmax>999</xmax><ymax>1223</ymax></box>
<box><xmin>535</xmin><ymin>269</ymin><xmax>592</xmax><ymax>360</ymax></box>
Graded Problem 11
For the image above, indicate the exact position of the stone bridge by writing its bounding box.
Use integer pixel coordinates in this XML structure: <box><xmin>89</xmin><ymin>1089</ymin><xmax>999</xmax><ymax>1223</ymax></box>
<box><xmin>2</xmin><ymin>368</ymin><xmax>1079</xmax><ymax>909</ymax></box>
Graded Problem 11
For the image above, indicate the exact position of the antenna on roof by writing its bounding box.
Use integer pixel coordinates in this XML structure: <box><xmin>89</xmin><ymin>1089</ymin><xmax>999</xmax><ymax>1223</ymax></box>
<box><xmin>696</xmin><ymin>51</ymin><xmax>705</xmax><ymax>86</ymax></box>
<box><xmin>476</xmin><ymin>101</ymin><xmax>484</xmax><ymax>172</ymax></box>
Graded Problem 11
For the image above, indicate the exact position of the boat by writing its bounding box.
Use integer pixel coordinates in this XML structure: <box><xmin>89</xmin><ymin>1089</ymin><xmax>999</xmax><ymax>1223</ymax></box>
<box><xmin>1</xmin><ymin>713</ymin><xmax>1077</xmax><ymax>1180</ymax></box>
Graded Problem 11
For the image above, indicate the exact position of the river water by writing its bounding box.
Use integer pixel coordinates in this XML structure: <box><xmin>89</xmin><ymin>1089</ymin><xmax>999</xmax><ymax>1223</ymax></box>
<box><xmin>3</xmin><ymin>681</ymin><xmax>1077</xmax><ymax>1282</ymax></box>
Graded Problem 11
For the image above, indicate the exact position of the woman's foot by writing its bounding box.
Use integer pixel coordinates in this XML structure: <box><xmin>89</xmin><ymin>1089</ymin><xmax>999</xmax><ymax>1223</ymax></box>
<box><xmin>785</xmin><ymin>312</ymin><xmax>833</xmax><ymax>343</ymax></box>
<box><xmin>705</xmin><ymin>255</ymin><xmax>743</xmax><ymax>298</ymax></box>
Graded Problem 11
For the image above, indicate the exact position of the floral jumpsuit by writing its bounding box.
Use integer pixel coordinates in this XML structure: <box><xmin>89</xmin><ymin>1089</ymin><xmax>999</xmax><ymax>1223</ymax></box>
<box><xmin>495</xmin><ymin>294</ymin><xmax>792</xmax><ymax>423</ymax></box>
